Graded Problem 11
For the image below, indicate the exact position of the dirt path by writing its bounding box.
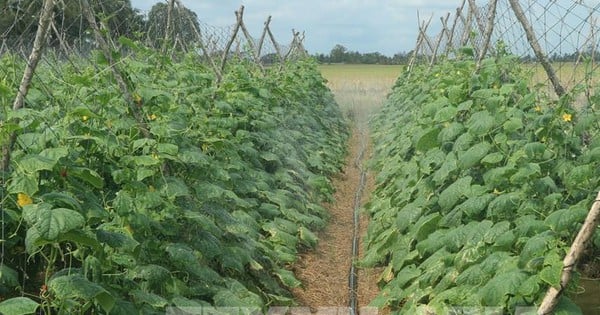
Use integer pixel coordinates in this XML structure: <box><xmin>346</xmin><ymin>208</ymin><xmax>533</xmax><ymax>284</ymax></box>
<box><xmin>291</xmin><ymin>125</ymin><xmax>371</xmax><ymax>309</ymax></box>
<box><xmin>291</xmin><ymin>65</ymin><xmax>399</xmax><ymax>313</ymax></box>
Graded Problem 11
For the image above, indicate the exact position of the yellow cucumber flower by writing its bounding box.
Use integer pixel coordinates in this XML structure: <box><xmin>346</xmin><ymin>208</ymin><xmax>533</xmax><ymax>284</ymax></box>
<box><xmin>17</xmin><ymin>193</ymin><xmax>33</xmax><ymax>207</ymax></box>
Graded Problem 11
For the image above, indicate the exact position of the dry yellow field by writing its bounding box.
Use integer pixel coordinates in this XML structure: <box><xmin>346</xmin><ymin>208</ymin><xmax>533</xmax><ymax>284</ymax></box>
<box><xmin>522</xmin><ymin>61</ymin><xmax>600</xmax><ymax>101</ymax></box>
<box><xmin>318</xmin><ymin>64</ymin><xmax>404</xmax><ymax>117</ymax></box>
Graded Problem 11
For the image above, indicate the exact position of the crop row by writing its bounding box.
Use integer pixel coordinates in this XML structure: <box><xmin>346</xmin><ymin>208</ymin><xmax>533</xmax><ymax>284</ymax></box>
<box><xmin>0</xmin><ymin>44</ymin><xmax>348</xmax><ymax>314</ymax></box>
<box><xmin>363</xmin><ymin>51</ymin><xmax>600</xmax><ymax>314</ymax></box>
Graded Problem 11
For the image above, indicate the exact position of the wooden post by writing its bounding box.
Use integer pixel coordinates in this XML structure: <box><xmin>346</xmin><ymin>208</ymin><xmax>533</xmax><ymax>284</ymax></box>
<box><xmin>508</xmin><ymin>0</ymin><xmax>566</xmax><ymax>97</ymax></box>
<box><xmin>284</xmin><ymin>30</ymin><xmax>301</xmax><ymax>61</ymax></box>
<box><xmin>1</xmin><ymin>0</ymin><xmax>55</xmax><ymax>172</ymax></box>
<box><xmin>287</xmin><ymin>30</ymin><xmax>308</xmax><ymax>58</ymax></box>
<box><xmin>220</xmin><ymin>6</ymin><xmax>243</xmax><ymax>76</ymax></box>
<box><xmin>297</xmin><ymin>31</ymin><xmax>308</xmax><ymax>56</ymax></box>
<box><xmin>162</xmin><ymin>0</ymin><xmax>176</xmax><ymax>55</ymax></box>
<box><xmin>173</xmin><ymin>0</ymin><xmax>221</xmax><ymax>81</ymax></box>
<box><xmin>465</xmin><ymin>1</ymin><xmax>482</xmax><ymax>59</ymax></box>
<box><xmin>468</xmin><ymin>0</ymin><xmax>487</xmax><ymax>39</ymax></box>
<box><xmin>429</xmin><ymin>13</ymin><xmax>450</xmax><ymax>68</ymax></box>
<box><xmin>408</xmin><ymin>14</ymin><xmax>432</xmax><ymax>74</ymax></box>
<box><xmin>407</xmin><ymin>31</ymin><xmax>423</xmax><ymax>73</ymax></box>
<box><xmin>590</xmin><ymin>17</ymin><xmax>597</xmax><ymax>78</ymax></box>
<box><xmin>81</xmin><ymin>0</ymin><xmax>151</xmax><ymax>138</ymax></box>
<box><xmin>477</xmin><ymin>0</ymin><xmax>498</xmax><ymax>69</ymax></box>
<box><xmin>50</xmin><ymin>22</ymin><xmax>72</xmax><ymax>57</ymax></box>
<box><xmin>538</xmin><ymin>191</ymin><xmax>600</xmax><ymax>314</ymax></box>
<box><xmin>257</xmin><ymin>16</ymin><xmax>272</xmax><ymax>59</ymax></box>
<box><xmin>237</xmin><ymin>8</ymin><xmax>262</xmax><ymax>66</ymax></box>
<box><xmin>583</xmin><ymin>15</ymin><xmax>597</xmax><ymax>101</ymax></box>
<box><xmin>234</xmin><ymin>38</ymin><xmax>241</xmax><ymax>57</ymax></box>
<box><xmin>421</xmin><ymin>22</ymin><xmax>436</xmax><ymax>64</ymax></box>
<box><xmin>266</xmin><ymin>23</ymin><xmax>284</xmax><ymax>63</ymax></box>
<box><xmin>446</xmin><ymin>0</ymin><xmax>467</xmax><ymax>55</ymax></box>
<box><xmin>460</xmin><ymin>4</ymin><xmax>473</xmax><ymax>47</ymax></box>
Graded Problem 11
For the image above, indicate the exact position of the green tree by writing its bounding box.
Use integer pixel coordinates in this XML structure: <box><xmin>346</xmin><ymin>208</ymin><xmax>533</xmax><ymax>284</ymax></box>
<box><xmin>320</xmin><ymin>44</ymin><xmax>404</xmax><ymax>64</ymax></box>
<box><xmin>145</xmin><ymin>2</ymin><xmax>201</xmax><ymax>50</ymax></box>
<box><xmin>0</xmin><ymin>0</ymin><xmax>143</xmax><ymax>49</ymax></box>
<box><xmin>0</xmin><ymin>0</ymin><xmax>43</xmax><ymax>47</ymax></box>
<box><xmin>329</xmin><ymin>44</ymin><xmax>347</xmax><ymax>63</ymax></box>
<box><xmin>92</xmin><ymin>0</ymin><xmax>144</xmax><ymax>39</ymax></box>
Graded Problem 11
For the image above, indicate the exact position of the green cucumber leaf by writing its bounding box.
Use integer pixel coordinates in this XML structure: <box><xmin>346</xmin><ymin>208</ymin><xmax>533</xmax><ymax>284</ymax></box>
<box><xmin>0</xmin><ymin>297</ymin><xmax>39</xmax><ymax>315</ymax></box>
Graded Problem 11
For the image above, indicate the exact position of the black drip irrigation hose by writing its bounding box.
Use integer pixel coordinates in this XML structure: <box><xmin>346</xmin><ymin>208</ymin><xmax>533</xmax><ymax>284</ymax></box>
<box><xmin>349</xmin><ymin>124</ymin><xmax>368</xmax><ymax>315</ymax></box>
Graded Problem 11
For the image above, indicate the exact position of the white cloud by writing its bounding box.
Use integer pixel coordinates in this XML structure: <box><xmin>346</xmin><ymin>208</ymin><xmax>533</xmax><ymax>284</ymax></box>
<box><xmin>131</xmin><ymin>0</ymin><xmax>464</xmax><ymax>55</ymax></box>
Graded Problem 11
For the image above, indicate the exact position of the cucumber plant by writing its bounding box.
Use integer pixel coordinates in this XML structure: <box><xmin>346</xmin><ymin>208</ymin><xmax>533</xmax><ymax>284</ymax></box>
<box><xmin>363</xmin><ymin>50</ymin><xmax>600</xmax><ymax>314</ymax></box>
<box><xmin>0</xmin><ymin>44</ymin><xmax>348</xmax><ymax>314</ymax></box>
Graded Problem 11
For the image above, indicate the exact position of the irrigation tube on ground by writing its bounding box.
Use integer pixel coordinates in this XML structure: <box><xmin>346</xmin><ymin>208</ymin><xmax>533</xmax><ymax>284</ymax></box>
<box><xmin>349</xmin><ymin>124</ymin><xmax>368</xmax><ymax>315</ymax></box>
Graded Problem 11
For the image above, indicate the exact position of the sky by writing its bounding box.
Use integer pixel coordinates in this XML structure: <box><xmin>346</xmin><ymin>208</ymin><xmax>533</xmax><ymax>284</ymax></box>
<box><xmin>129</xmin><ymin>0</ymin><xmax>461</xmax><ymax>56</ymax></box>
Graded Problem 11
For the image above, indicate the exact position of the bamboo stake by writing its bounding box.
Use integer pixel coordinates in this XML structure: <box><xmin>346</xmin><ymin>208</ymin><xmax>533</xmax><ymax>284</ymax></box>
<box><xmin>465</xmin><ymin>1</ymin><xmax>482</xmax><ymax>59</ymax></box>
<box><xmin>476</xmin><ymin>0</ymin><xmax>498</xmax><ymax>69</ymax></box>
<box><xmin>429</xmin><ymin>13</ymin><xmax>450</xmax><ymax>68</ymax></box>
<box><xmin>408</xmin><ymin>13</ymin><xmax>432</xmax><ymax>74</ymax></box>
<box><xmin>468</xmin><ymin>0</ymin><xmax>487</xmax><ymax>38</ymax></box>
<box><xmin>508</xmin><ymin>0</ymin><xmax>565</xmax><ymax>97</ymax></box>
<box><xmin>1</xmin><ymin>0</ymin><xmax>55</xmax><ymax>172</ymax></box>
<box><xmin>538</xmin><ymin>191</ymin><xmax>600</xmax><ymax>314</ymax></box>
<box><xmin>283</xmin><ymin>30</ymin><xmax>298</xmax><ymax>62</ymax></box>
<box><xmin>237</xmin><ymin>8</ymin><xmax>262</xmax><ymax>66</ymax></box>
<box><xmin>297</xmin><ymin>31</ymin><xmax>307</xmax><ymax>56</ymax></box>
<box><xmin>419</xmin><ymin>14</ymin><xmax>435</xmax><ymax>65</ymax></box>
<box><xmin>50</xmin><ymin>21</ymin><xmax>72</xmax><ymax>57</ymax></box>
<box><xmin>257</xmin><ymin>16</ymin><xmax>271</xmax><ymax>59</ymax></box>
<box><xmin>446</xmin><ymin>0</ymin><xmax>466</xmax><ymax>55</ymax></box>
<box><xmin>460</xmin><ymin>3</ymin><xmax>473</xmax><ymax>47</ymax></box>
<box><xmin>421</xmin><ymin>23</ymin><xmax>436</xmax><ymax>56</ymax></box>
<box><xmin>81</xmin><ymin>0</ymin><xmax>151</xmax><ymax>138</ymax></box>
<box><xmin>172</xmin><ymin>0</ymin><xmax>221</xmax><ymax>81</ymax></box>
<box><xmin>220</xmin><ymin>6</ymin><xmax>243</xmax><ymax>78</ymax></box>
<box><xmin>284</xmin><ymin>29</ymin><xmax>303</xmax><ymax>61</ymax></box>
<box><xmin>266</xmin><ymin>23</ymin><xmax>283</xmax><ymax>63</ymax></box>
<box><xmin>162</xmin><ymin>0</ymin><xmax>176</xmax><ymax>55</ymax></box>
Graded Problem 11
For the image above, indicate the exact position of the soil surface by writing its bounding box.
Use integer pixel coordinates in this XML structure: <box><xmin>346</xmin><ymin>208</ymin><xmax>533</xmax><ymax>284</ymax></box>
<box><xmin>291</xmin><ymin>124</ymin><xmax>378</xmax><ymax>311</ymax></box>
<box><xmin>290</xmin><ymin>65</ymin><xmax>398</xmax><ymax>313</ymax></box>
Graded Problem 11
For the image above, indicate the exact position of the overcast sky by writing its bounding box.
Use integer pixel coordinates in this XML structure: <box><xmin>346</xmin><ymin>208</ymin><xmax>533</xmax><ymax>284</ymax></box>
<box><xmin>130</xmin><ymin>0</ymin><xmax>462</xmax><ymax>56</ymax></box>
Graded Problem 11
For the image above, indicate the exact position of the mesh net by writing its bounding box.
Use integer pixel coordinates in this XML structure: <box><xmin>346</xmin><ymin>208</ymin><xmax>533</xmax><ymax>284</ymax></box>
<box><xmin>411</xmin><ymin>0</ymin><xmax>600</xmax><ymax>98</ymax></box>
<box><xmin>0</xmin><ymin>0</ymin><xmax>307</xmax><ymax>293</ymax></box>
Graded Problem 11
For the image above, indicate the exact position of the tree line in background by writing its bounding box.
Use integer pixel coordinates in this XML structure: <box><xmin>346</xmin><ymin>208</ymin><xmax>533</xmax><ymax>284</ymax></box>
<box><xmin>313</xmin><ymin>43</ymin><xmax>600</xmax><ymax>66</ymax></box>
<box><xmin>313</xmin><ymin>44</ymin><xmax>410</xmax><ymax>65</ymax></box>
<box><xmin>0</xmin><ymin>0</ymin><xmax>199</xmax><ymax>50</ymax></box>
